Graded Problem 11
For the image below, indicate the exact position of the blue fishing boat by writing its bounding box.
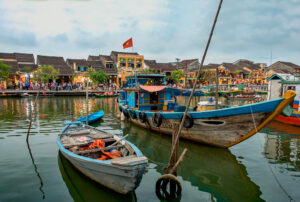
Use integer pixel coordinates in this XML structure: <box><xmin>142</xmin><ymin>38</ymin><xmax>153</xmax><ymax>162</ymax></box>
<box><xmin>118</xmin><ymin>74</ymin><xmax>296</xmax><ymax>148</ymax></box>
<box><xmin>57</xmin><ymin>121</ymin><xmax>148</xmax><ymax>194</ymax></box>
<box><xmin>77</xmin><ymin>110</ymin><xmax>104</xmax><ymax>124</ymax></box>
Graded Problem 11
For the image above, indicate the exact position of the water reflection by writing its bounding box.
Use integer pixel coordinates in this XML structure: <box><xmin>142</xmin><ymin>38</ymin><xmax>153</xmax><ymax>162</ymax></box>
<box><xmin>122</xmin><ymin>123</ymin><xmax>264</xmax><ymax>201</ymax></box>
<box><xmin>58</xmin><ymin>152</ymin><xmax>137</xmax><ymax>202</ymax></box>
<box><xmin>263</xmin><ymin>122</ymin><xmax>300</xmax><ymax>172</ymax></box>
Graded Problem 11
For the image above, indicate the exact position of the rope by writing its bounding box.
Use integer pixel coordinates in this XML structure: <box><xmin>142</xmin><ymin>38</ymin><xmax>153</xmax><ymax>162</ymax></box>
<box><xmin>169</xmin><ymin>0</ymin><xmax>224</xmax><ymax>165</ymax></box>
<box><xmin>148</xmin><ymin>158</ymin><xmax>168</xmax><ymax>168</ymax></box>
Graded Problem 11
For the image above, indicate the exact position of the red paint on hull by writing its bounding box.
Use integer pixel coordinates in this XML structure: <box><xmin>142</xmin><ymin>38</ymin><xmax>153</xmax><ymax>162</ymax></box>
<box><xmin>275</xmin><ymin>115</ymin><xmax>300</xmax><ymax>127</ymax></box>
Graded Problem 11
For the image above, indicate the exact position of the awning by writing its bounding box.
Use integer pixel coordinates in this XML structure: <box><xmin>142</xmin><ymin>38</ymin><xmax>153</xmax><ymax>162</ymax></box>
<box><xmin>140</xmin><ymin>85</ymin><xmax>166</xmax><ymax>92</ymax></box>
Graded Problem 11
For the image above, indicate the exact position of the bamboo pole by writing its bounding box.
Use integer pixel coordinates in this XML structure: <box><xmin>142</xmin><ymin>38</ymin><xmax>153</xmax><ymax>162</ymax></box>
<box><xmin>168</xmin><ymin>0</ymin><xmax>223</xmax><ymax>165</ymax></box>
<box><xmin>86</xmin><ymin>78</ymin><xmax>89</xmax><ymax>125</ymax></box>
<box><xmin>216</xmin><ymin>67</ymin><xmax>219</xmax><ymax>107</ymax></box>
<box><xmin>170</xmin><ymin>148</ymin><xmax>188</xmax><ymax>175</ymax></box>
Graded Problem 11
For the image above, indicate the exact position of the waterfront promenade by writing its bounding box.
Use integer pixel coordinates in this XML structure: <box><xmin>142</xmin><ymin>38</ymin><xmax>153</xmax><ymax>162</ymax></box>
<box><xmin>1</xmin><ymin>89</ymin><xmax>120</xmax><ymax>96</ymax></box>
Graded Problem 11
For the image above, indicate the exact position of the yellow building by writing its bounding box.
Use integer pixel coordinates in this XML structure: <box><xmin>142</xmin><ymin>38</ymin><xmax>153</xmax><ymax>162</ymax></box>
<box><xmin>110</xmin><ymin>51</ymin><xmax>145</xmax><ymax>86</ymax></box>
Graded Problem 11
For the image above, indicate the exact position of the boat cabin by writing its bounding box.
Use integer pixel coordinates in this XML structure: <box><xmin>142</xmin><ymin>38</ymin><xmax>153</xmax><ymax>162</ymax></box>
<box><xmin>268</xmin><ymin>73</ymin><xmax>300</xmax><ymax>111</ymax></box>
<box><xmin>120</xmin><ymin>74</ymin><xmax>174</xmax><ymax>111</ymax></box>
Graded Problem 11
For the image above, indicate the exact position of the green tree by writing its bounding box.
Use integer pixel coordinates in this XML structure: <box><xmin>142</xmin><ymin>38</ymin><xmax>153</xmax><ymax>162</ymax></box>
<box><xmin>89</xmin><ymin>69</ymin><xmax>109</xmax><ymax>85</ymax></box>
<box><xmin>33</xmin><ymin>65</ymin><xmax>59</xmax><ymax>83</ymax></box>
<box><xmin>167</xmin><ymin>70</ymin><xmax>184</xmax><ymax>84</ymax></box>
<box><xmin>199</xmin><ymin>70</ymin><xmax>216</xmax><ymax>84</ymax></box>
<box><xmin>0</xmin><ymin>61</ymin><xmax>12</xmax><ymax>81</ymax></box>
<box><xmin>22</xmin><ymin>66</ymin><xmax>32</xmax><ymax>73</ymax></box>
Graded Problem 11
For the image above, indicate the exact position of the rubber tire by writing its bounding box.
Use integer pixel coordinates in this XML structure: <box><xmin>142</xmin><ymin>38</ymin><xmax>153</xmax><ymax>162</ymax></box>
<box><xmin>123</xmin><ymin>108</ymin><xmax>130</xmax><ymax>119</ymax></box>
<box><xmin>129</xmin><ymin>109</ymin><xmax>137</xmax><ymax>119</ymax></box>
<box><xmin>155</xmin><ymin>174</ymin><xmax>182</xmax><ymax>200</ymax></box>
<box><xmin>139</xmin><ymin>112</ymin><xmax>147</xmax><ymax>123</ymax></box>
<box><xmin>153</xmin><ymin>112</ymin><xmax>163</xmax><ymax>127</ymax></box>
<box><xmin>183</xmin><ymin>114</ymin><xmax>194</xmax><ymax>128</ymax></box>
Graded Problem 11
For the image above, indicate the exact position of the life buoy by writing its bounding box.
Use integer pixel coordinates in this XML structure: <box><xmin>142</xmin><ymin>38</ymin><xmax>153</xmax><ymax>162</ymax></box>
<box><xmin>153</xmin><ymin>112</ymin><xmax>163</xmax><ymax>127</ymax></box>
<box><xmin>139</xmin><ymin>112</ymin><xmax>147</xmax><ymax>123</ymax></box>
<box><xmin>119</xmin><ymin>106</ymin><xmax>123</xmax><ymax>112</ymax></box>
<box><xmin>129</xmin><ymin>109</ymin><xmax>137</xmax><ymax>119</ymax></box>
<box><xmin>123</xmin><ymin>108</ymin><xmax>130</xmax><ymax>119</ymax></box>
<box><xmin>183</xmin><ymin>114</ymin><xmax>194</xmax><ymax>128</ymax></box>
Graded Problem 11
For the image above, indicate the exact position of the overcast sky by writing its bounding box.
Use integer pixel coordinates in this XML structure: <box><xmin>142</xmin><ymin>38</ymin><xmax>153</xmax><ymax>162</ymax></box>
<box><xmin>0</xmin><ymin>0</ymin><xmax>299</xmax><ymax>65</ymax></box>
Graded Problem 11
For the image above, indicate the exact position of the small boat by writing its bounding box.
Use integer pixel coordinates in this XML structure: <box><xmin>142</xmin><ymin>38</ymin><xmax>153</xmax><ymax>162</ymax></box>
<box><xmin>77</xmin><ymin>110</ymin><xmax>104</xmax><ymax>124</ymax></box>
<box><xmin>95</xmin><ymin>94</ymin><xmax>119</xmax><ymax>98</ymax></box>
<box><xmin>0</xmin><ymin>93</ymin><xmax>18</xmax><ymax>98</ymax></box>
<box><xmin>268</xmin><ymin>73</ymin><xmax>300</xmax><ymax>127</ymax></box>
<box><xmin>57</xmin><ymin>121</ymin><xmax>148</xmax><ymax>194</ymax></box>
<box><xmin>224</xmin><ymin>94</ymin><xmax>262</xmax><ymax>101</ymax></box>
<box><xmin>20</xmin><ymin>93</ymin><xmax>33</xmax><ymax>97</ymax></box>
<box><xmin>118</xmin><ymin>74</ymin><xmax>296</xmax><ymax>148</ymax></box>
<box><xmin>39</xmin><ymin>92</ymin><xmax>54</xmax><ymax>97</ymax></box>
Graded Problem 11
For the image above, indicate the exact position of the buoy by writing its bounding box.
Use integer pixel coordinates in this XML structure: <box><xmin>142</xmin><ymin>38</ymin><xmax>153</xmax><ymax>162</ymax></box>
<box><xmin>42</xmin><ymin>114</ymin><xmax>46</xmax><ymax>118</ymax></box>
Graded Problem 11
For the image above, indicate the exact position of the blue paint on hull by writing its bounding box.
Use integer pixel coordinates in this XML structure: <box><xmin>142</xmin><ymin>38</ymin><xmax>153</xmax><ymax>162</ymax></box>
<box><xmin>77</xmin><ymin>110</ymin><xmax>104</xmax><ymax>124</ymax></box>
<box><xmin>120</xmin><ymin>98</ymin><xmax>284</xmax><ymax>119</ymax></box>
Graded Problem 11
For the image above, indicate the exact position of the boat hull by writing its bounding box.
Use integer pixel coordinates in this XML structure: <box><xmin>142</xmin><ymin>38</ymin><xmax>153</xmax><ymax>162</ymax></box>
<box><xmin>128</xmin><ymin>112</ymin><xmax>271</xmax><ymax>148</ymax></box>
<box><xmin>120</xmin><ymin>90</ymin><xmax>296</xmax><ymax>148</ymax></box>
<box><xmin>59</xmin><ymin>148</ymin><xmax>146</xmax><ymax>194</ymax></box>
<box><xmin>275</xmin><ymin>113</ymin><xmax>300</xmax><ymax>127</ymax></box>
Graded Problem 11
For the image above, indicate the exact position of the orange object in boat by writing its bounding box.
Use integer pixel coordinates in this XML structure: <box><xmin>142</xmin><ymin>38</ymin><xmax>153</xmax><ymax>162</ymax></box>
<box><xmin>88</xmin><ymin>139</ymin><xmax>105</xmax><ymax>149</ymax></box>
<box><xmin>102</xmin><ymin>149</ymin><xmax>122</xmax><ymax>159</ymax></box>
<box><xmin>97</xmin><ymin>155</ymin><xmax>108</xmax><ymax>160</ymax></box>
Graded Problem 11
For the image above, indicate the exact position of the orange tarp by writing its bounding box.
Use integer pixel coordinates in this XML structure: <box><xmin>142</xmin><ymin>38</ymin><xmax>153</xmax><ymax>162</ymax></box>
<box><xmin>140</xmin><ymin>85</ymin><xmax>165</xmax><ymax>92</ymax></box>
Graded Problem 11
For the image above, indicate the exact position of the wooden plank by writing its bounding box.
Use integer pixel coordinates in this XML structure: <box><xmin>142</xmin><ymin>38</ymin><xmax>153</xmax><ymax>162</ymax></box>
<box><xmin>63</xmin><ymin>138</ymin><xmax>116</xmax><ymax>148</ymax></box>
<box><xmin>111</xmin><ymin>156</ymin><xmax>147</xmax><ymax>164</ymax></box>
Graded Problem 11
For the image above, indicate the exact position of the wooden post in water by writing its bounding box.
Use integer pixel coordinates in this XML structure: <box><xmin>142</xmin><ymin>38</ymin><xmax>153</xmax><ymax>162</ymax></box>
<box><xmin>86</xmin><ymin>78</ymin><xmax>89</xmax><ymax>125</ymax></box>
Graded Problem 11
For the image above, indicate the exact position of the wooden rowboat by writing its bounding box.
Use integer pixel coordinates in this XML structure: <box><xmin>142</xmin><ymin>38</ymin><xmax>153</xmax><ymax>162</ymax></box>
<box><xmin>57</xmin><ymin>121</ymin><xmax>148</xmax><ymax>194</ymax></box>
<box><xmin>77</xmin><ymin>110</ymin><xmax>104</xmax><ymax>124</ymax></box>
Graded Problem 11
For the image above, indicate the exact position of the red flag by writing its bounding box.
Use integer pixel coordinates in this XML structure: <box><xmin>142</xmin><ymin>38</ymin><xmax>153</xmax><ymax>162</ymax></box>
<box><xmin>123</xmin><ymin>38</ymin><xmax>133</xmax><ymax>49</ymax></box>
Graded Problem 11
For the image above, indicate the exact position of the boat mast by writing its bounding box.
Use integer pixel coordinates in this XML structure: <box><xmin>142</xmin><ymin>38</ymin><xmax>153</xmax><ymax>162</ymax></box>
<box><xmin>86</xmin><ymin>78</ymin><xmax>89</xmax><ymax>125</ymax></box>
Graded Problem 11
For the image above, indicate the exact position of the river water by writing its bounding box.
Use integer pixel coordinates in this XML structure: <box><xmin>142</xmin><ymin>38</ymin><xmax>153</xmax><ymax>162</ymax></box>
<box><xmin>0</xmin><ymin>97</ymin><xmax>299</xmax><ymax>202</ymax></box>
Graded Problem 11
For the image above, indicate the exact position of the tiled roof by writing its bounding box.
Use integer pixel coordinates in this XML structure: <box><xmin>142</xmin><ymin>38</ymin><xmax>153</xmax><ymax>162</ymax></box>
<box><xmin>202</xmin><ymin>63</ymin><xmax>220</xmax><ymax>70</ymax></box>
<box><xmin>280</xmin><ymin>61</ymin><xmax>300</xmax><ymax>69</ymax></box>
<box><xmin>14</xmin><ymin>53</ymin><xmax>35</xmax><ymax>63</ymax></box>
<box><xmin>178</xmin><ymin>59</ymin><xmax>198</xmax><ymax>68</ymax></box>
<box><xmin>99</xmin><ymin>55</ymin><xmax>113</xmax><ymax>62</ymax></box>
<box><xmin>234</xmin><ymin>59</ymin><xmax>260</xmax><ymax>70</ymax></box>
<box><xmin>155</xmin><ymin>62</ymin><xmax>176</xmax><ymax>71</ymax></box>
<box><xmin>87</xmin><ymin>60</ymin><xmax>103</xmax><ymax>69</ymax></box>
<box><xmin>144</xmin><ymin>59</ymin><xmax>158</xmax><ymax>69</ymax></box>
<box><xmin>87</xmin><ymin>55</ymin><xmax>101</xmax><ymax>61</ymax></box>
<box><xmin>37</xmin><ymin>55</ymin><xmax>73</xmax><ymax>76</ymax></box>
<box><xmin>221</xmin><ymin>63</ymin><xmax>243</xmax><ymax>73</ymax></box>
<box><xmin>0</xmin><ymin>53</ymin><xmax>16</xmax><ymax>60</ymax></box>
<box><xmin>66</xmin><ymin>59</ymin><xmax>89</xmax><ymax>67</ymax></box>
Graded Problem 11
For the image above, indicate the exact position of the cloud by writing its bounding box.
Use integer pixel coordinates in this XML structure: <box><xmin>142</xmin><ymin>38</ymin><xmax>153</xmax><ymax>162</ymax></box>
<box><xmin>0</xmin><ymin>0</ymin><xmax>299</xmax><ymax>65</ymax></box>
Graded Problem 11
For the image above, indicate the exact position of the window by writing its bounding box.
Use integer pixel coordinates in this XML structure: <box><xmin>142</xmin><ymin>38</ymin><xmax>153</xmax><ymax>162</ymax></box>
<box><xmin>150</xmin><ymin>92</ymin><xmax>159</xmax><ymax>104</ymax></box>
